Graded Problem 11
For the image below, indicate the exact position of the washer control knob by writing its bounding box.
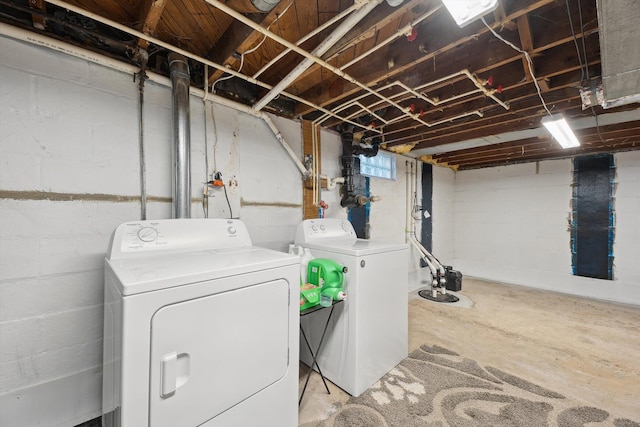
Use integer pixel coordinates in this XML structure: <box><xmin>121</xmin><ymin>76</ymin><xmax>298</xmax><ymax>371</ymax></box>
<box><xmin>341</xmin><ymin>222</ymin><xmax>351</xmax><ymax>231</ymax></box>
<box><xmin>320</xmin><ymin>225</ymin><xmax>325</xmax><ymax>231</ymax></box>
<box><xmin>228</xmin><ymin>226</ymin><xmax>237</xmax><ymax>235</ymax></box>
<box><xmin>137</xmin><ymin>227</ymin><xmax>158</xmax><ymax>242</ymax></box>
<box><xmin>312</xmin><ymin>225</ymin><xmax>318</xmax><ymax>231</ymax></box>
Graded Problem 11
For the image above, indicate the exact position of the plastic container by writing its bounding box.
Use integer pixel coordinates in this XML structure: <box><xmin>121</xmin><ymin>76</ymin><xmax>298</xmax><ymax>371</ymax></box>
<box><xmin>308</xmin><ymin>258</ymin><xmax>347</xmax><ymax>301</ymax></box>
<box><xmin>300</xmin><ymin>248</ymin><xmax>313</xmax><ymax>284</ymax></box>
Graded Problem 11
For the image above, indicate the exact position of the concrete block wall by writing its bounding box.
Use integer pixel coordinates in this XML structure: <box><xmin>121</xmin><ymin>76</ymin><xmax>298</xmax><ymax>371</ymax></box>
<box><xmin>450</xmin><ymin>156</ymin><xmax>640</xmax><ymax>305</ymax></box>
<box><xmin>432</xmin><ymin>165</ymin><xmax>455</xmax><ymax>264</ymax></box>
<box><xmin>0</xmin><ymin>36</ymin><xmax>284</xmax><ymax>426</ymax></box>
<box><xmin>613</xmin><ymin>151</ymin><xmax>640</xmax><ymax>292</ymax></box>
<box><xmin>0</xmin><ymin>35</ymin><xmax>416</xmax><ymax>426</ymax></box>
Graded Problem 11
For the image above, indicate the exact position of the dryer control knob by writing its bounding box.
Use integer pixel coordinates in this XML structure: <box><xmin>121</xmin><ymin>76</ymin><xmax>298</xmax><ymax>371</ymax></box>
<box><xmin>228</xmin><ymin>226</ymin><xmax>237</xmax><ymax>235</ymax></box>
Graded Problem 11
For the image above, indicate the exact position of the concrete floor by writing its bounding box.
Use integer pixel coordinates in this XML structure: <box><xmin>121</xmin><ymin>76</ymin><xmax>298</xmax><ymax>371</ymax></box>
<box><xmin>298</xmin><ymin>277</ymin><xmax>640</xmax><ymax>424</ymax></box>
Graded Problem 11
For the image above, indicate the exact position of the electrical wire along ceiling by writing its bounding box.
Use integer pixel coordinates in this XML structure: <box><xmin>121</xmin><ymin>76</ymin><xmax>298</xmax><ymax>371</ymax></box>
<box><xmin>1</xmin><ymin>0</ymin><xmax>638</xmax><ymax>169</ymax></box>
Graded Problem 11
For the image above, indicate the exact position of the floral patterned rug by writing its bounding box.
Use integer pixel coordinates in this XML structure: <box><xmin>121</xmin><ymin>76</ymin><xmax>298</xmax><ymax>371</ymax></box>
<box><xmin>302</xmin><ymin>344</ymin><xmax>639</xmax><ymax>427</ymax></box>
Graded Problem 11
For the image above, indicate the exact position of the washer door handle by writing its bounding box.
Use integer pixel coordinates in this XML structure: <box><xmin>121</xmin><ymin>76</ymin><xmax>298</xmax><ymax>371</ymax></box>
<box><xmin>161</xmin><ymin>352</ymin><xmax>177</xmax><ymax>398</ymax></box>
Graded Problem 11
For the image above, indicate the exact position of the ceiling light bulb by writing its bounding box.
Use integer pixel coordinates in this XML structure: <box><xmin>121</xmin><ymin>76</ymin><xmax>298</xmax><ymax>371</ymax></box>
<box><xmin>441</xmin><ymin>0</ymin><xmax>499</xmax><ymax>27</ymax></box>
<box><xmin>541</xmin><ymin>114</ymin><xmax>581</xmax><ymax>149</ymax></box>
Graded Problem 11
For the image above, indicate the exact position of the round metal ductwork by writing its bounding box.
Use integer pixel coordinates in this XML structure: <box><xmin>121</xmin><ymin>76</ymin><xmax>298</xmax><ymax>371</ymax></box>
<box><xmin>228</xmin><ymin>0</ymin><xmax>281</xmax><ymax>13</ymax></box>
<box><xmin>168</xmin><ymin>53</ymin><xmax>191</xmax><ymax>219</ymax></box>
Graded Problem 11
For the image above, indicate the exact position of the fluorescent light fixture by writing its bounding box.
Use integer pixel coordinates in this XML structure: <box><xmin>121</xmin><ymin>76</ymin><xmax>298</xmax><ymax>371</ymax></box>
<box><xmin>541</xmin><ymin>114</ymin><xmax>581</xmax><ymax>149</ymax></box>
<box><xmin>441</xmin><ymin>0</ymin><xmax>499</xmax><ymax>27</ymax></box>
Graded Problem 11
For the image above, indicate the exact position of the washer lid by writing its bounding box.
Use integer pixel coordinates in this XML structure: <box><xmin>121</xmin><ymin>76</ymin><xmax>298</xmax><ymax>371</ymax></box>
<box><xmin>106</xmin><ymin>247</ymin><xmax>297</xmax><ymax>295</ymax></box>
<box><xmin>300</xmin><ymin>239</ymin><xmax>408</xmax><ymax>257</ymax></box>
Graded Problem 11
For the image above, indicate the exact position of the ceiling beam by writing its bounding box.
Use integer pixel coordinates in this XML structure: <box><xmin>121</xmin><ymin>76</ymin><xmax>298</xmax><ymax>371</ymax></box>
<box><xmin>493</xmin><ymin>0</ymin><xmax>516</xmax><ymax>31</ymax></box>
<box><xmin>454</xmin><ymin>139</ymin><xmax>640</xmax><ymax>170</ymax></box>
<box><xmin>137</xmin><ymin>0</ymin><xmax>167</xmax><ymax>49</ymax></box>
<box><xmin>295</xmin><ymin>0</ymin><xmax>558</xmax><ymax>115</ymax></box>
<box><xmin>433</xmin><ymin>123</ymin><xmax>640</xmax><ymax>164</ymax></box>
<box><xmin>412</xmin><ymin>109</ymin><xmax>640</xmax><ymax>158</ymax></box>
<box><xmin>206</xmin><ymin>0</ymin><xmax>295</xmax><ymax>82</ymax></box>
<box><xmin>28</xmin><ymin>0</ymin><xmax>46</xmax><ymax>30</ymax></box>
<box><xmin>320</xmin><ymin>0</ymin><xmax>427</xmax><ymax>61</ymax></box>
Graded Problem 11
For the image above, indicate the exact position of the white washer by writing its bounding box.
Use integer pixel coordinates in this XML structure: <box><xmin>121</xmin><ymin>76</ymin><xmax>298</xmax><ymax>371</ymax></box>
<box><xmin>102</xmin><ymin>219</ymin><xmax>299</xmax><ymax>427</ymax></box>
<box><xmin>294</xmin><ymin>218</ymin><xmax>409</xmax><ymax>397</ymax></box>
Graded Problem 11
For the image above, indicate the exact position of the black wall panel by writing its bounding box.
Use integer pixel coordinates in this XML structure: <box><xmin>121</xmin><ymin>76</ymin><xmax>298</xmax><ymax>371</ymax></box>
<box><xmin>571</xmin><ymin>155</ymin><xmax>615</xmax><ymax>280</ymax></box>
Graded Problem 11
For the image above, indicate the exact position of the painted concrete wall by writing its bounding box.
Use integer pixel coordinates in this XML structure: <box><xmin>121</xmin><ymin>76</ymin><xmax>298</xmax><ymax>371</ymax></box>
<box><xmin>0</xmin><ymin>35</ymin><xmax>415</xmax><ymax>426</ymax></box>
<box><xmin>5</xmin><ymin>29</ymin><xmax>637</xmax><ymax>427</ymax></box>
<box><xmin>0</xmin><ymin>36</ymin><xmax>301</xmax><ymax>426</ymax></box>
<box><xmin>451</xmin><ymin>156</ymin><xmax>640</xmax><ymax>305</ymax></box>
<box><xmin>432</xmin><ymin>165</ymin><xmax>455</xmax><ymax>265</ymax></box>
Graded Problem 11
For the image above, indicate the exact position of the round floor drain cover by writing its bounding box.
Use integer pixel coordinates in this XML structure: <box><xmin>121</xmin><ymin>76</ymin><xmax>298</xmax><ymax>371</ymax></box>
<box><xmin>418</xmin><ymin>290</ymin><xmax>460</xmax><ymax>303</ymax></box>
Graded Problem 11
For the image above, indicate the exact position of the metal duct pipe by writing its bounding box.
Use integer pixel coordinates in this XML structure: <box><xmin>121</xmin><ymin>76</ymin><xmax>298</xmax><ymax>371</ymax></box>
<box><xmin>168</xmin><ymin>53</ymin><xmax>191</xmax><ymax>219</ymax></box>
<box><xmin>226</xmin><ymin>0</ymin><xmax>280</xmax><ymax>13</ymax></box>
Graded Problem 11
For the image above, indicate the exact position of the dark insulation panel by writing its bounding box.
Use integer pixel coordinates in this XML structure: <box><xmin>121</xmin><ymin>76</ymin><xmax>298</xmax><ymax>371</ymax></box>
<box><xmin>349</xmin><ymin>176</ymin><xmax>370</xmax><ymax>239</ymax></box>
<box><xmin>571</xmin><ymin>155</ymin><xmax>615</xmax><ymax>280</ymax></box>
<box><xmin>421</xmin><ymin>163</ymin><xmax>433</xmax><ymax>255</ymax></box>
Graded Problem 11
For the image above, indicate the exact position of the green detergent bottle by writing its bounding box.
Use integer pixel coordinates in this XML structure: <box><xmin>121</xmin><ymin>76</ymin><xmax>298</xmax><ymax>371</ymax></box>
<box><xmin>307</xmin><ymin>258</ymin><xmax>348</xmax><ymax>301</ymax></box>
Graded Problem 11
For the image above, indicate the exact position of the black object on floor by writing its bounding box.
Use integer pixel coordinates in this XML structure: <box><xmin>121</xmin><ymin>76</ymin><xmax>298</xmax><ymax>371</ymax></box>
<box><xmin>418</xmin><ymin>290</ymin><xmax>459</xmax><ymax>303</ymax></box>
<box><xmin>444</xmin><ymin>266</ymin><xmax>463</xmax><ymax>292</ymax></box>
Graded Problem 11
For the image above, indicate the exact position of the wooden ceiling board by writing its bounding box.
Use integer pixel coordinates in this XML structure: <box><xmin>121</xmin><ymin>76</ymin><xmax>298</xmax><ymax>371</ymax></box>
<box><xmin>153</xmin><ymin>0</ymin><xmax>226</xmax><ymax>54</ymax></box>
<box><xmin>320</xmin><ymin>19</ymin><xmax>599</xmax><ymax>136</ymax></box>
<box><xmin>3</xmin><ymin>0</ymin><xmax>637</xmax><ymax>168</ymax></box>
<box><xmin>386</xmin><ymin>92</ymin><xmax>584</xmax><ymax>148</ymax></box>
<box><xmin>455</xmin><ymin>138</ymin><xmax>640</xmax><ymax>170</ymax></box>
<box><xmin>186</xmin><ymin>0</ymin><xmax>231</xmax><ymax>49</ymax></box>
<box><xmin>205</xmin><ymin>0</ymin><xmax>297</xmax><ymax>81</ymax></box>
<box><xmin>296</xmin><ymin>0</ymin><xmax>558</xmax><ymax>115</ymax></box>
<box><xmin>318</xmin><ymin>0</ymin><xmax>341</xmax><ymax>15</ymax></box>
<box><xmin>435</xmin><ymin>122</ymin><xmax>640</xmax><ymax>165</ymax></box>
<box><xmin>64</xmin><ymin>0</ymin><xmax>137</xmax><ymax>23</ymax></box>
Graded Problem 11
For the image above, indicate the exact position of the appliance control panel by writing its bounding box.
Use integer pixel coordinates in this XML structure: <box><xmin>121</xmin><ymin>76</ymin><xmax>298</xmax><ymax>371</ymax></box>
<box><xmin>294</xmin><ymin>218</ymin><xmax>356</xmax><ymax>244</ymax></box>
<box><xmin>107</xmin><ymin>219</ymin><xmax>252</xmax><ymax>260</ymax></box>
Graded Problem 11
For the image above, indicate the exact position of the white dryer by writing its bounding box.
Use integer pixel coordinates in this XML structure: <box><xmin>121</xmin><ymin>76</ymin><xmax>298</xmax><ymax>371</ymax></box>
<box><xmin>102</xmin><ymin>219</ymin><xmax>299</xmax><ymax>427</ymax></box>
<box><xmin>294</xmin><ymin>218</ymin><xmax>409</xmax><ymax>397</ymax></box>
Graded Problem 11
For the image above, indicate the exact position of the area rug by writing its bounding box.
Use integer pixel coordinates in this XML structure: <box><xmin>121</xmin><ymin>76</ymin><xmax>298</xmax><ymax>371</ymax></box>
<box><xmin>302</xmin><ymin>345</ymin><xmax>639</xmax><ymax>427</ymax></box>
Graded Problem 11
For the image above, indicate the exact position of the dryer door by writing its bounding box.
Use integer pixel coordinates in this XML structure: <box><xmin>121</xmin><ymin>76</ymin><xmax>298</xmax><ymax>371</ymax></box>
<box><xmin>149</xmin><ymin>278</ymin><xmax>290</xmax><ymax>427</ymax></box>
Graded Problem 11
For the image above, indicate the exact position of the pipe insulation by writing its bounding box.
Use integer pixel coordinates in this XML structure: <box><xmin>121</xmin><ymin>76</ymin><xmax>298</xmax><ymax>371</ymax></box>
<box><xmin>168</xmin><ymin>53</ymin><xmax>192</xmax><ymax>219</ymax></box>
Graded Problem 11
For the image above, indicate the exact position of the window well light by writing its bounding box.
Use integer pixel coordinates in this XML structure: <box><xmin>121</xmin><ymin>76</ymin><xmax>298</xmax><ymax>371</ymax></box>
<box><xmin>541</xmin><ymin>114</ymin><xmax>581</xmax><ymax>149</ymax></box>
<box><xmin>441</xmin><ymin>0</ymin><xmax>499</xmax><ymax>27</ymax></box>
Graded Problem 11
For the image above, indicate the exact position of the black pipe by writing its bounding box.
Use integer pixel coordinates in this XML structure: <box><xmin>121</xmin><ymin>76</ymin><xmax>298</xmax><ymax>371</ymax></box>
<box><xmin>339</xmin><ymin>128</ymin><xmax>382</xmax><ymax>208</ymax></box>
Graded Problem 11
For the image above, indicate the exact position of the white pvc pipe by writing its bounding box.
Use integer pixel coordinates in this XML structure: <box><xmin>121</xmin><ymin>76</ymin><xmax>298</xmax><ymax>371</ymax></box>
<box><xmin>262</xmin><ymin>115</ymin><xmax>311</xmax><ymax>177</ymax></box>
<box><xmin>253</xmin><ymin>0</ymin><xmax>383</xmax><ymax>111</ymax></box>
<box><xmin>325</xmin><ymin>176</ymin><xmax>344</xmax><ymax>191</ymax></box>
<box><xmin>314</xmin><ymin>68</ymin><xmax>499</xmax><ymax>128</ymax></box>
<box><xmin>409</xmin><ymin>236</ymin><xmax>438</xmax><ymax>283</ymax></box>
<box><xmin>40</xmin><ymin>0</ymin><xmax>373</xmax><ymax>132</ymax></box>
<box><xmin>339</xmin><ymin>7</ymin><xmax>441</xmax><ymax>71</ymax></box>
<box><xmin>253</xmin><ymin>3</ymin><xmax>360</xmax><ymax>78</ymax></box>
<box><xmin>461</xmin><ymin>69</ymin><xmax>510</xmax><ymax>110</ymax></box>
<box><xmin>203</xmin><ymin>0</ymin><xmax>444</xmax><ymax>130</ymax></box>
<box><xmin>0</xmin><ymin>23</ymin><xmax>312</xmax><ymax>180</ymax></box>
<box><xmin>405</xmin><ymin>161</ymin><xmax>412</xmax><ymax>244</ymax></box>
<box><xmin>409</xmin><ymin>160</ymin><xmax>445</xmax><ymax>284</ymax></box>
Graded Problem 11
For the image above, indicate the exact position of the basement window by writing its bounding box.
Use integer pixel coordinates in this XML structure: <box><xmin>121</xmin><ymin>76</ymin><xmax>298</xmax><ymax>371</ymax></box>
<box><xmin>359</xmin><ymin>152</ymin><xmax>396</xmax><ymax>180</ymax></box>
